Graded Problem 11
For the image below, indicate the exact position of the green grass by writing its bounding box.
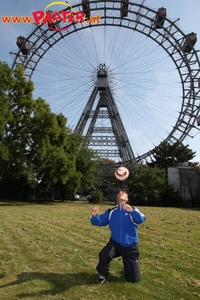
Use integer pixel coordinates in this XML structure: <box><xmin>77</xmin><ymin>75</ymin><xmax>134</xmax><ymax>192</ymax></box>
<box><xmin>0</xmin><ymin>201</ymin><xmax>199</xmax><ymax>300</ymax></box>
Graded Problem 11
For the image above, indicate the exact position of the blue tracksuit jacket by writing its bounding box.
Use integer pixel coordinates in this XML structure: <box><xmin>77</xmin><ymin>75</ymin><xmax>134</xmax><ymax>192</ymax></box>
<box><xmin>90</xmin><ymin>205</ymin><xmax>146</xmax><ymax>247</ymax></box>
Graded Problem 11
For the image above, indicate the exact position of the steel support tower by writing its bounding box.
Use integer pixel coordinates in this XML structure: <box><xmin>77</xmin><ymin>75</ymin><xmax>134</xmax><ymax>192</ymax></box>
<box><xmin>75</xmin><ymin>64</ymin><xmax>137</xmax><ymax>169</ymax></box>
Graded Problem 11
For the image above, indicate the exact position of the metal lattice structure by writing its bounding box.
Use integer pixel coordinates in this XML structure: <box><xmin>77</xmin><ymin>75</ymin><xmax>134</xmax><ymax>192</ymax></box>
<box><xmin>10</xmin><ymin>0</ymin><xmax>200</xmax><ymax>165</ymax></box>
<box><xmin>75</xmin><ymin>63</ymin><xmax>137</xmax><ymax>168</ymax></box>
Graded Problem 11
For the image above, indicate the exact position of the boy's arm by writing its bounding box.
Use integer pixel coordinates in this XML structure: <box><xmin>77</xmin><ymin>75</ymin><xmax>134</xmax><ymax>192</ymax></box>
<box><xmin>90</xmin><ymin>206</ymin><xmax>109</xmax><ymax>226</ymax></box>
<box><xmin>131</xmin><ymin>207</ymin><xmax>146</xmax><ymax>224</ymax></box>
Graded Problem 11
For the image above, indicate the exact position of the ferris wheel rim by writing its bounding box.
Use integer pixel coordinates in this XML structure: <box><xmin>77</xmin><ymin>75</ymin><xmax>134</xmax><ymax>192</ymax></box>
<box><xmin>10</xmin><ymin>0</ymin><xmax>200</xmax><ymax>162</ymax></box>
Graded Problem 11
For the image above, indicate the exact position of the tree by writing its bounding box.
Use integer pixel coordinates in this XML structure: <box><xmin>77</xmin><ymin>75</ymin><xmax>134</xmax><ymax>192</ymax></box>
<box><xmin>0</xmin><ymin>62</ymin><xmax>101</xmax><ymax>199</ymax></box>
<box><xmin>148</xmin><ymin>141</ymin><xmax>196</xmax><ymax>169</ymax></box>
<box><xmin>0</xmin><ymin>66</ymin><xmax>75</xmax><ymax>187</ymax></box>
<box><xmin>0</xmin><ymin>62</ymin><xmax>36</xmax><ymax>183</ymax></box>
<box><xmin>55</xmin><ymin>132</ymin><xmax>102</xmax><ymax>199</ymax></box>
<box><xmin>127</xmin><ymin>163</ymin><xmax>181</xmax><ymax>206</ymax></box>
<box><xmin>0</xmin><ymin>62</ymin><xmax>15</xmax><ymax>168</ymax></box>
<box><xmin>76</xmin><ymin>145</ymin><xmax>102</xmax><ymax>191</ymax></box>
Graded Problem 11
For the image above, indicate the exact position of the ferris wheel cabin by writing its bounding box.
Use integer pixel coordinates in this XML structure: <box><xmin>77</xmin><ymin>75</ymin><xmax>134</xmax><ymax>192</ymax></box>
<box><xmin>16</xmin><ymin>36</ymin><xmax>30</xmax><ymax>56</ymax></box>
<box><xmin>155</xmin><ymin>7</ymin><xmax>166</xmax><ymax>29</ymax></box>
<box><xmin>182</xmin><ymin>32</ymin><xmax>197</xmax><ymax>53</ymax></box>
<box><xmin>82</xmin><ymin>0</ymin><xmax>90</xmax><ymax>19</ymax></box>
<box><xmin>121</xmin><ymin>0</ymin><xmax>129</xmax><ymax>18</ymax></box>
<box><xmin>197</xmin><ymin>116</ymin><xmax>200</xmax><ymax>126</ymax></box>
<box><xmin>46</xmin><ymin>10</ymin><xmax>60</xmax><ymax>31</ymax></box>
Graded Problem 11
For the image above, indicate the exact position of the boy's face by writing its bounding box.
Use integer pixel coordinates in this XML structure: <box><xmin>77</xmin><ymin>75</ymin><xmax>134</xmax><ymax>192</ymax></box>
<box><xmin>116</xmin><ymin>190</ymin><xmax>128</xmax><ymax>204</ymax></box>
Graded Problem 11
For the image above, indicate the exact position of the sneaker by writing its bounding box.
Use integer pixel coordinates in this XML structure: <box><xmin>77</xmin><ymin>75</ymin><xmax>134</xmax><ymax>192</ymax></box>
<box><xmin>96</xmin><ymin>275</ymin><xmax>106</xmax><ymax>285</ymax></box>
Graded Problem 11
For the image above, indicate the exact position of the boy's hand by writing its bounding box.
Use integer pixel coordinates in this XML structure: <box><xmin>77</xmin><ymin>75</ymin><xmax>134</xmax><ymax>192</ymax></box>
<box><xmin>91</xmin><ymin>206</ymin><xmax>99</xmax><ymax>217</ymax></box>
<box><xmin>123</xmin><ymin>204</ymin><xmax>133</xmax><ymax>213</ymax></box>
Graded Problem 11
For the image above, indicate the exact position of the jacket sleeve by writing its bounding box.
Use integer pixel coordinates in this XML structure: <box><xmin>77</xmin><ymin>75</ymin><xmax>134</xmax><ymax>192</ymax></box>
<box><xmin>131</xmin><ymin>207</ymin><xmax>146</xmax><ymax>224</ymax></box>
<box><xmin>90</xmin><ymin>209</ymin><xmax>110</xmax><ymax>226</ymax></box>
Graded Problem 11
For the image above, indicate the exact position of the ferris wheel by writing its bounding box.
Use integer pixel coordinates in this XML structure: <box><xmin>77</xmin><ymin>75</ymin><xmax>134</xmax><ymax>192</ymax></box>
<box><xmin>10</xmin><ymin>0</ymin><xmax>200</xmax><ymax>165</ymax></box>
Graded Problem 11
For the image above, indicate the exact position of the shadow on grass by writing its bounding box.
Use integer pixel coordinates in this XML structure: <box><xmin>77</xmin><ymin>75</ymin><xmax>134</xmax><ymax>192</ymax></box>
<box><xmin>0</xmin><ymin>271</ymin><xmax>120</xmax><ymax>297</ymax></box>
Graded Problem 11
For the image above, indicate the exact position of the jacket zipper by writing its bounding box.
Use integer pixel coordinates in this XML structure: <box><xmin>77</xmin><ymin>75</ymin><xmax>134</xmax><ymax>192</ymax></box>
<box><xmin>120</xmin><ymin>207</ymin><xmax>122</xmax><ymax>243</ymax></box>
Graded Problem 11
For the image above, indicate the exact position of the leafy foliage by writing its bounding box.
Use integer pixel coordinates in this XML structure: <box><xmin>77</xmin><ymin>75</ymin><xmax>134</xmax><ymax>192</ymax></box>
<box><xmin>87</xmin><ymin>189</ymin><xmax>103</xmax><ymax>204</ymax></box>
<box><xmin>127</xmin><ymin>164</ymin><xmax>166</xmax><ymax>206</ymax></box>
<box><xmin>148</xmin><ymin>141</ymin><xmax>196</xmax><ymax>169</ymax></box>
<box><xmin>0</xmin><ymin>62</ymin><xmax>101</xmax><ymax>199</ymax></box>
<box><xmin>160</xmin><ymin>184</ymin><xmax>182</xmax><ymax>207</ymax></box>
<box><xmin>76</xmin><ymin>145</ymin><xmax>102</xmax><ymax>191</ymax></box>
<box><xmin>127</xmin><ymin>164</ymin><xmax>181</xmax><ymax>206</ymax></box>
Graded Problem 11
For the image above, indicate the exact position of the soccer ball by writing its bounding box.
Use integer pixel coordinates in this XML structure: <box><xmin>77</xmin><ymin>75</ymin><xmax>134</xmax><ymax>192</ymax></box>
<box><xmin>115</xmin><ymin>166</ymin><xmax>129</xmax><ymax>181</ymax></box>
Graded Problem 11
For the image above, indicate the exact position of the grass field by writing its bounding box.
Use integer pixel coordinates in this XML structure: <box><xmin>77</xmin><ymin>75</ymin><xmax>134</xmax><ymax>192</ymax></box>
<box><xmin>0</xmin><ymin>201</ymin><xmax>199</xmax><ymax>300</ymax></box>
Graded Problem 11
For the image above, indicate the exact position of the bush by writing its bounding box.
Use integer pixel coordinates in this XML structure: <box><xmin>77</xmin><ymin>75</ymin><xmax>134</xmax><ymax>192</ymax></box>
<box><xmin>161</xmin><ymin>184</ymin><xmax>182</xmax><ymax>207</ymax></box>
<box><xmin>87</xmin><ymin>189</ymin><xmax>103</xmax><ymax>204</ymax></box>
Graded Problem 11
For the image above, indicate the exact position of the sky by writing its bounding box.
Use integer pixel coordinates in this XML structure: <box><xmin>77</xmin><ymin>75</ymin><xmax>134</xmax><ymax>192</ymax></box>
<box><xmin>1</xmin><ymin>0</ymin><xmax>200</xmax><ymax>163</ymax></box>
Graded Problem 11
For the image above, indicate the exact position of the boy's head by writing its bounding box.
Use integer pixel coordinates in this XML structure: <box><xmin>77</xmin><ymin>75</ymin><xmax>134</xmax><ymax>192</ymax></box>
<box><xmin>116</xmin><ymin>190</ymin><xmax>128</xmax><ymax>204</ymax></box>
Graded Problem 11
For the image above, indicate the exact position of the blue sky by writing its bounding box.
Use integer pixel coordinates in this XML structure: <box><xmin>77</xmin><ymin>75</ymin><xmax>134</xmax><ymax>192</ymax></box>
<box><xmin>1</xmin><ymin>0</ymin><xmax>200</xmax><ymax>163</ymax></box>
